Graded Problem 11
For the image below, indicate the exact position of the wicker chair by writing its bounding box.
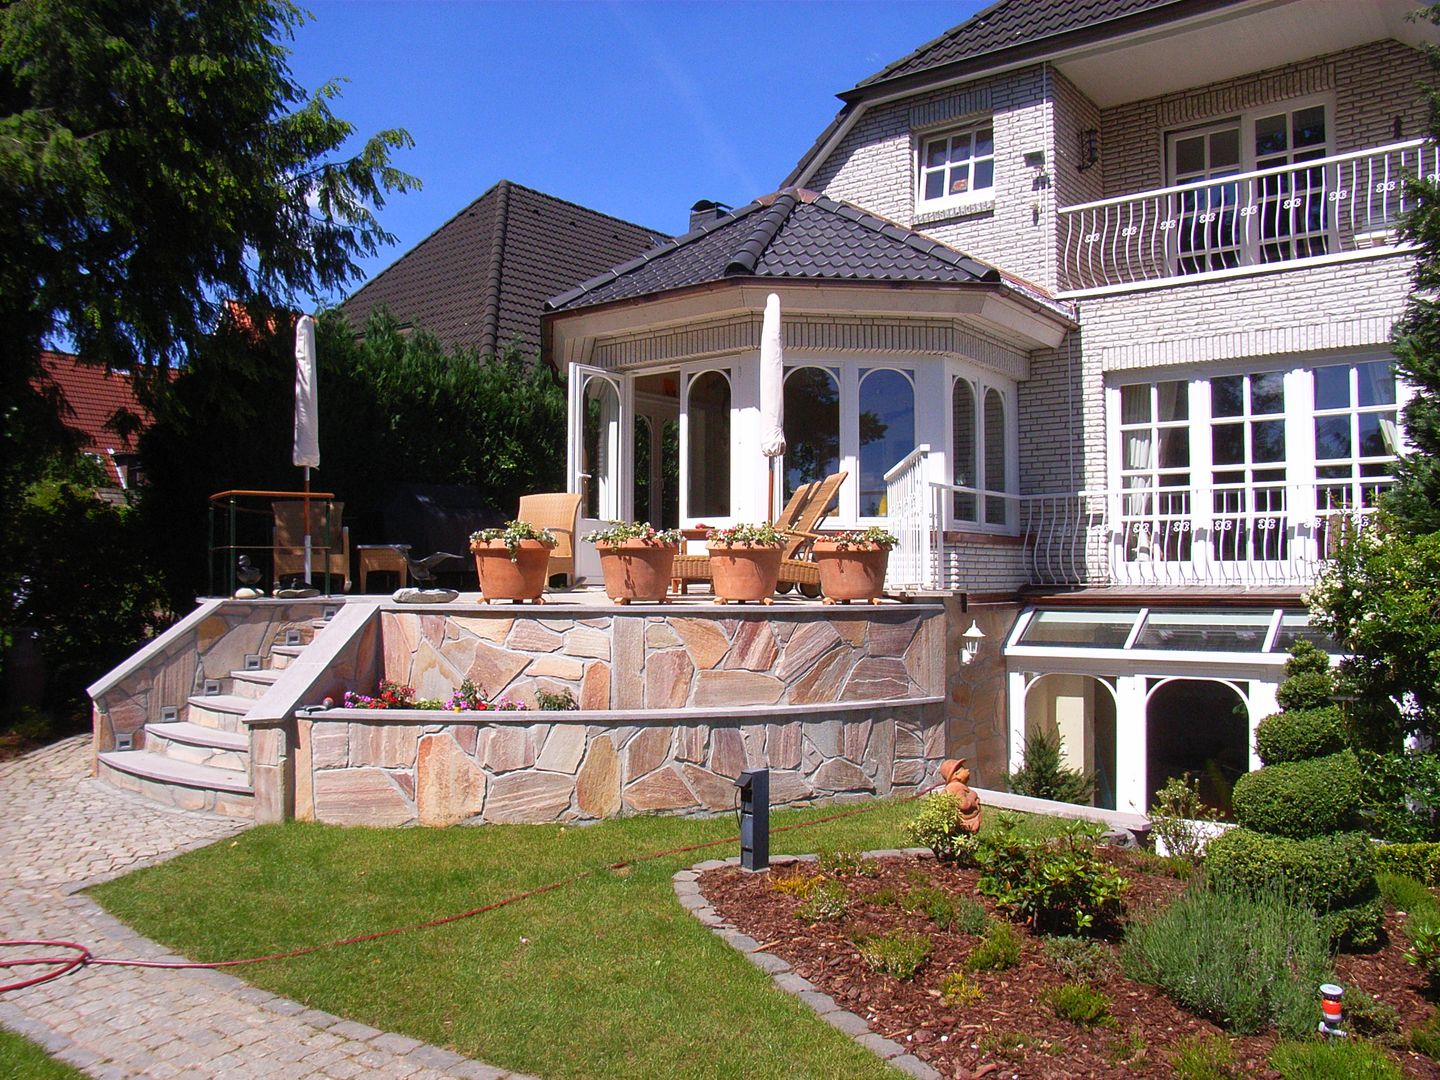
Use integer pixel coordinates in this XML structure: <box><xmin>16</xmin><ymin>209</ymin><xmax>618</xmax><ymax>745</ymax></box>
<box><xmin>272</xmin><ymin>500</ymin><xmax>351</xmax><ymax>592</ymax></box>
<box><xmin>671</xmin><ymin>470</ymin><xmax>848</xmax><ymax>598</ymax></box>
<box><xmin>517</xmin><ymin>492</ymin><xmax>582</xmax><ymax>586</ymax></box>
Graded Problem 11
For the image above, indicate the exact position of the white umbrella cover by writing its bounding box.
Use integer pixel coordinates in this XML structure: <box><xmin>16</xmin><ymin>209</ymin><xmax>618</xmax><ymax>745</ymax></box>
<box><xmin>759</xmin><ymin>293</ymin><xmax>786</xmax><ymax>458</ymax></box>
<box><xmin>293</xmin><ymin>314</ymin><xmax>320</xmax><ymax>469</ymax></box>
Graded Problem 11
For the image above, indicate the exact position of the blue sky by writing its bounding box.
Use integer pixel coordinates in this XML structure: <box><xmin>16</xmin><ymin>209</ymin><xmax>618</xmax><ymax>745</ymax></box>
<box><xmin>285</xmin><ymin>0</ymin><xmax>987</xmax><ymax>304</ymax></box>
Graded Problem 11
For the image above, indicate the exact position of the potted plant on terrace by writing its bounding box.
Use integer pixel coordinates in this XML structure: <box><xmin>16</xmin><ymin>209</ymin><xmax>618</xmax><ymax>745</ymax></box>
<box><xmin>583</xmin><ymin>521</ymin><xmax>682</xmax><ymax>604</ymax></box>
<box><xmin>706</xmin><ymin>522</ymin><xmax>787</xmax><ymax>604</ymax></box>
<box><xmin>812</xmin><ymin>526</ymin><xmax>897</xmax><ymax>604</ymax></box>
<box><xmin>469</xmin><ymin>520</ymin><xmax>557</xmax><ymax>604</ymax></box>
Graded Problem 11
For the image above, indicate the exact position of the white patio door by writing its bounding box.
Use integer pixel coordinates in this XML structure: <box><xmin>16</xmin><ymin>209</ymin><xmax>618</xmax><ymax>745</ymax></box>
<box><xmin>568</xmin><ymin>365</ymin><xmax>630</xmax><ymax>579</ymax></box>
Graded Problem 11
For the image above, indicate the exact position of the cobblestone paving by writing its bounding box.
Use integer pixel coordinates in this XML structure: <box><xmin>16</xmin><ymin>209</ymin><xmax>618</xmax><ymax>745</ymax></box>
<box><xmin>0</xmin><ymin>737</ymin><xmax>527</xmax><ymax>1079</ymax></box>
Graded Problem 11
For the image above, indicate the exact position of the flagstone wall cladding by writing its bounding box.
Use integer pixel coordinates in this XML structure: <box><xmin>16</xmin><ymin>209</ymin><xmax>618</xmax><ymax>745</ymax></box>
<box><xmin>295</xmin><ymin>606</ymin><xmax>947</xmax><ymax>825</ymax></box>
<box><xmin>90</xmin><ymin>601</ymin><xmax>330</xmax><ymax>755</ymax></box>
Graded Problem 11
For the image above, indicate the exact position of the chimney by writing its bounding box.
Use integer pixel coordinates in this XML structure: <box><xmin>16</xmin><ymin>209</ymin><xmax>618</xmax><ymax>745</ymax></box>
<box><xmin>689</xmin><ymin>199</ymin><xmax>731</xmax><ymax>232</ymax></box>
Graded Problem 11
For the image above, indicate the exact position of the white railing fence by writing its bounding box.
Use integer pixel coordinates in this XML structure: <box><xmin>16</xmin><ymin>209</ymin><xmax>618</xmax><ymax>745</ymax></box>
<box><xmin>883</xmin><ymin>444</ymin><xmax>933</xmax><ymax>591</ymax></box>
<box><xmin>1058</xmin><ymin>139</ymin><xmax>1436</xmax><ymax>294</ymax></box>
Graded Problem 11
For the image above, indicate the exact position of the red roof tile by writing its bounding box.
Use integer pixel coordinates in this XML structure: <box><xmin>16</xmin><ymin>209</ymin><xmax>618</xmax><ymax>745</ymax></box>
<box><xmin>35</xmin><ymin>351</ymin><xmax>158</xmax><ymax>488</ymax></box>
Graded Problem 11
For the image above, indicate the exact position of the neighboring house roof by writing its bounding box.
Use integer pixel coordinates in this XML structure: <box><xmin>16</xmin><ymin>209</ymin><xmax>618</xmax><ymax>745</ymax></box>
<box><xmin>545</xmin><ymin>188</ymin><xmax>1005</xmax><ymax>314</ymax></box>
<box><xmin>339</xmin><ymin>180</ymin><xmax>668</xmax><ymax>359</ymax></box>
<box><xmin>35</xmin><ymin>351</ymin><xmax>156</xmax><ymax>488</ymax></box>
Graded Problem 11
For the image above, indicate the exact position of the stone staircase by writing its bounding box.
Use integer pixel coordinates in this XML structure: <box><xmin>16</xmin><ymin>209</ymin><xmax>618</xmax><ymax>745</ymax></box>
<box><xmin>97</xmin><ymin>609</ymin><xmax>336</xmax><ymax>818</ymax></box>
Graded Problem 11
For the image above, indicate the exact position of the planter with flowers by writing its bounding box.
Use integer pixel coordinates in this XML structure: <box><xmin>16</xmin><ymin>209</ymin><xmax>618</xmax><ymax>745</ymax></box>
<box><xmin>469</xmin><ymin>520</ymin><xmax>557</xmax><ymax>604</ymax></box>
<box><xmin>583</xmin><ymin>521</ymin><xmax>682</xmax><ymax>604</ymax></box>
<box><xmin>706</xmin><ymin>522</ymin><xmax>787</xmax><ymax>604</ymax></box>
<box><xmin>812</xmin><ymin>526</ymin><xmax>897</xmax><ymax>604</ymax></box>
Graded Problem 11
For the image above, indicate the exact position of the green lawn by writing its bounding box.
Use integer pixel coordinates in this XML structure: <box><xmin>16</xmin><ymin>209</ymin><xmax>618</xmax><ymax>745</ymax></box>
<box><xmin>0</xmin><ymin>1028</ymin><xmax>87</xmax><ymax>1079</ymax></box>
<box><xmin>91</xmin><ymin>799</ymin><xmax>1049</xmax><ymax>1080</ymax></box>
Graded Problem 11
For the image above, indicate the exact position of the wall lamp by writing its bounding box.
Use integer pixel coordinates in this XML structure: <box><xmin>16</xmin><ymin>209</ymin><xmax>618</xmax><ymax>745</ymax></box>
<box><xmin>961</xmin><ymin>620</ymin><xmax>986</xmax><ymax>665</ymax></box>
<box><xmin>1077</xmin><ymin>128</ymin><xmax>1100</xmax><ymax>172</ymax></box>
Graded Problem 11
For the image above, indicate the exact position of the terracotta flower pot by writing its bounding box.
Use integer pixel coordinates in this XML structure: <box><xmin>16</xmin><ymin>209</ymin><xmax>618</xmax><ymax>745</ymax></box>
<box><xmin>596</xmin><ymin>539</ymin><xmax>677</xmax><ymax>604</ymax></box>
<box><xmin>812</xmin><ymin>541</ymin><xmax>890</xmax><ymax>604</ymax></box>
<box><xmin>707</xmin><ymin>543</ymin><xmax>783</xmax><ymax>604</ymax></box>
<box><xmin>471</xmin><ymin>539</ymin><xmax>552</xmax><ymax>603</ymax></box>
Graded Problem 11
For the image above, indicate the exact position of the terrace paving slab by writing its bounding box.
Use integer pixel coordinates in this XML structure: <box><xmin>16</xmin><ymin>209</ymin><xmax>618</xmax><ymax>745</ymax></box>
<box><xmin>0</xmin><ymin>736</ymin><xmax>521</xmax><ymax>1079</ymax></box>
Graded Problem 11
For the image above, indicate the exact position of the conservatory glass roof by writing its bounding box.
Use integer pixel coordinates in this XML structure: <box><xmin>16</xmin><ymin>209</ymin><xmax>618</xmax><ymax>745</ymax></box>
<box><xmin>1008</xmin><ymin>608</ymin><xmax>1337</xmax><ymax>656</ymax></box>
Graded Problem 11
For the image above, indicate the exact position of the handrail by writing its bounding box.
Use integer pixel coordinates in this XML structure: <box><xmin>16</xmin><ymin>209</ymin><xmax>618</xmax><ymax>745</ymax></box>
<box><xmin>1058</xmin><ymin>138</ymin><xmax>1428</xmax><ymax>214</ymax></box>
<box><xmin>209</xmin><ymin>489</ymin><xmax>336</xmax><ymax>503</ymax></box>
<box><xmin>883</xmin><ymin>444</ymin><xmax>930</xmax><ymax>484</ymax></box>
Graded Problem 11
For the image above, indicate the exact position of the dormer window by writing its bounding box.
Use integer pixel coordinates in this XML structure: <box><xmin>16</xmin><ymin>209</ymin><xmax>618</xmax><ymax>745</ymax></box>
<box><xmin>918</xmin><ymin>125</ymin><xmax>994</xmax><ymax>211</ymax></box>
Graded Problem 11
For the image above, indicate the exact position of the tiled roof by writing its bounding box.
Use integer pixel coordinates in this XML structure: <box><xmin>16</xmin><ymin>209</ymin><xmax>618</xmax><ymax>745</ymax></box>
<box><xmin>546</xmin><ymin>189</ymin><xmax>1002</xmax><ymax>313</ymax></box>
<box><xmin>35</xmin><ymin>351</ymin><xmax>157</xmax><ymax>487</ymax></box>
<box><xmin>340</xmin><ymin>181</ymin><xmax>667</xmax><ymax>359</ymax></box>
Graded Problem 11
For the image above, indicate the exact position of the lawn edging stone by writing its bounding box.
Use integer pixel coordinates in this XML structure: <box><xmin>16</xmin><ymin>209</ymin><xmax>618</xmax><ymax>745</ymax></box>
<box><xmin>675</xmin><ymin>849</ymin><xmax>942</xmax><ymax>1080</ymax></box>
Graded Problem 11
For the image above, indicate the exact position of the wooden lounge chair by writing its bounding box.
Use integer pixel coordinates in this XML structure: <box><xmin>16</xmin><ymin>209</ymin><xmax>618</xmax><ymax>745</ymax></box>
<box><xmin>671</xmin><ymin>470</ymin><xmax>848</xmax><ymax>598</ymax></box>
<box><xmin>273</xmin><ymin>500</ymin><xmax>351</xmax><ymax>592</ymax></box>
<box><xmin>517</xmin><ymin>492</ymin><xmax>582</xmax><ymax>587</ymax></box>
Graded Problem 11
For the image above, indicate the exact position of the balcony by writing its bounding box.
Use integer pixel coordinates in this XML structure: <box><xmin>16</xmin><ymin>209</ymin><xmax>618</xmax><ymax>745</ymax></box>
<box><xmin>885</xmin><ymin>447</ymin><xmax>1389</xmax><ymax>592</ymax></box>
<box><xmin>1056</xmin><ymin>140</ymin><xmax>1435</xmax><ymax>296</ymax></box>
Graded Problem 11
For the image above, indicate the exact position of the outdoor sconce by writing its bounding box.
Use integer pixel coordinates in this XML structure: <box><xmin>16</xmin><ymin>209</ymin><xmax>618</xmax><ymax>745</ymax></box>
<box><xmin>1078</xmin><ymin>128</ymin><xmax>1100</xmax><ymax>172</ymax></box>
<box><xmin>961</xmin><ymin>620</ymin><xmax>986</xmax><ymax>665</ymax></box>
<box><xmin>736</xmin><ymin>768</ymin><xmax>769</xmax><ymax>872</ymax></box>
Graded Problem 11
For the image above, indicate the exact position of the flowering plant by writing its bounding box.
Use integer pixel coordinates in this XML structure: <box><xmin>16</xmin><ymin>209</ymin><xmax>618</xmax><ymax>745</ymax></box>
<box><xmin>819</xmin><ymin>526</ymin><xmax>899</xmax><ymax>550</ymax></box>
<box><xmin>583</xmin><ymin>521</ymin><xmax>682</xmax><ymax>548</ymax></box>
<box><xmin>705</xmin><ymin>522</ymin><xmax>787</xmax><ymax>547</ymax></box>
<box><xmin>343</xmin><ymin>679</ymin><xmax>418</xmax><ymax>709</ymax></box>
<box><xmin>342</xmin><ymin>678</ymin><xmax>529</xmax><ymax>711</ymax></box>
<box><xmin>470</xmin><ymin>519</ymin><xmax>557</xmax><ymax>561</ymax></box>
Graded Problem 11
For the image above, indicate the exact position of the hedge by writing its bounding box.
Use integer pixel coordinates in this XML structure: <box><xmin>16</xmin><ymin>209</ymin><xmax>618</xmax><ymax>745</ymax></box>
<box><xmin>1253</xmin><ymin>706</ymin><xmax>1347</xmax><ymax>767</ymax></box>
<box><xmin>1374</xmin><ymin>842</ymin><xmax>1440</xmax><ymax>886</ymax></box>
<box><xmin>1232</xmin><ymin>750</ymin><xmax>1362</xmax><ymax>838</ymax></box>
<box><xmin>1204</xmin><ymin>828</ymin><xmax>1382</xmax><ymax>948</ymax></box>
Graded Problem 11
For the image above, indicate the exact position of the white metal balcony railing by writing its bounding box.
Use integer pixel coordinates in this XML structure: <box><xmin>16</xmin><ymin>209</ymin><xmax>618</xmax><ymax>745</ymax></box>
<box><xmin>1057</xmin><ymin>139</ymin><xmax>1436</xmax><ymax>295</ymax></box>
<box><xmin>883</xmin><ymin>447</ymin><xmax>1390</xmax><ymax>591</ymax></box>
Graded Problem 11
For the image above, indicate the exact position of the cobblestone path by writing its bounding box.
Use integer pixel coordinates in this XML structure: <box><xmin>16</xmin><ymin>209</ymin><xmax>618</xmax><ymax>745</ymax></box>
<box><xmin>0</xmin><ymin>737</ymin><xmax>525</xmax><ymax>1079</ymax></box>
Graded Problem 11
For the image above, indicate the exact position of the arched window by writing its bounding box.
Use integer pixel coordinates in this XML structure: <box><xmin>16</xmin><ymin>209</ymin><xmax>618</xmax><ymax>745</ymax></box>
<box><xmin>633</xmin><ymin>415</ymin><xmax>654</xmax><ymax>524</ymax></box>
<box><xmin>582</xmin><ymin>375</ymin><xmax>620</xmax><ymax>520</ymax></box>
<box><xmin>984</xmin><ymin>387</ymin><xmax>1007</xmax><ymax>526</ymax></box>
<box><xmin>952</xmin><ymin>378</ymin><xmax>977</xmax><ymax>522</ymax></box>
<box><xmin>858</xmin><ymin>369</ymin><xmax>915</xmax><ymax>517</ymax></box>
<box><xmin>686</xmin><ymin>370</ymin><xmax>731</xmax><ymax>517</ymax></box>
<box><xmin>783</xmin><ymin>366</ymin><xmax>840</xmax><ymax>498</ymax></box>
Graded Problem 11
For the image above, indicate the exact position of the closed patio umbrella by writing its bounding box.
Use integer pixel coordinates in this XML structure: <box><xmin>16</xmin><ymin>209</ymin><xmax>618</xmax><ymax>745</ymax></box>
<box><xmin>294</xmin><ymin>314</ymin><xmax>320</xmax><ymax>583</ymax></box>
<box><xmin>759</xmin><ymin>293</ymin><xmax>787</xmax><ymax>520</ymax></box>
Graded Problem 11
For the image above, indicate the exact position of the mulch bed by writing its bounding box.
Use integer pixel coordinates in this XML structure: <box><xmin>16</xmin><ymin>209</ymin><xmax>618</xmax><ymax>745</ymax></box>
<box><xmin>702</xmin><ymin>850</ymin><xmax>1440</xmax><ymax>1079</ymax></box>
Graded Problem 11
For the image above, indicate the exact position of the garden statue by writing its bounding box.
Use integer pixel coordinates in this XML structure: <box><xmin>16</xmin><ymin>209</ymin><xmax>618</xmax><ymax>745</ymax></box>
<box><xmin>939</xmin><ymin>758</ymin><xmax>982</xmax><ymax>833</ymax></box>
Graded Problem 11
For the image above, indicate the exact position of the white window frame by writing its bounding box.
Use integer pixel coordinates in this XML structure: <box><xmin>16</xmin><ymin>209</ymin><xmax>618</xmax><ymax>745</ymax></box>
<box><xmin>916</xmin><ymin>122</ymin><xmax>995</xmax><ymax>214</ymax></box>
<box><xmin>945</xmin><ymin>366</ymin><xmax>1018</xmax><ymax>534</ymax></box>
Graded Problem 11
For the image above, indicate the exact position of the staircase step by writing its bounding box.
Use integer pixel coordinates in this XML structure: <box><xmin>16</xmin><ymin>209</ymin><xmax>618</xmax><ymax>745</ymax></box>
<box><xmin>98</xmin><ymin>751</ymin><xmax>254</xmax><ymax>818</ymax></box>
<box><xmin>269</xmin><ymin>644</ymin><xmax>305</xmax><ymax>671</ymax></box>
<box><xmin>185</xmin><ymin>694</ymin><xmax>253</xmax><ymax>732</ymax></box>
<box><xmin>229</xmin><ymin>669</ymin><xmax>281</xmax><ymax>699</ymax></box>
<box><xmin>144</xmin><ymin>722</ymin><xmax>249</xmax><ymax>771</ymax></box>
<box><xmin>146</xmin><ymin>721</ymin><xmax>247</xmax><ymax>752</ymax></box>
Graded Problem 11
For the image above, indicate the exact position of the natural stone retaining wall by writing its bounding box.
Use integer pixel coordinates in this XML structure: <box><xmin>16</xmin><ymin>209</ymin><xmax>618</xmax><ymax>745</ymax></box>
<box><xmin>294</xmin><ymin>701</ymin><xmax>945</xmax><ymax>826</ymax></box>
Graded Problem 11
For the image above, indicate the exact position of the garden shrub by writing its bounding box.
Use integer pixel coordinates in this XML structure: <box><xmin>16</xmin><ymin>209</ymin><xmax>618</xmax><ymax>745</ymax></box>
<box><xmin>1268</xmin><ymin>1039</ymin><xmax>1401</xmax><ymax>1080</ymax></box>
<box><xmin>854</xmin><ymin>930</ymin><xmax>931</xmax><ymax>980</ymax></box>
<box><xmin>1204</xmin><ymin>828</ymin><xmax>1382</xmax><ymax>947</ymax></box>
<box><xmin>1254</xmin><ymin>706</ymin><xmax>1346</xmax><ymax>766</ymax></box>
<box><xmin>796</xmin><ymin>880</ymin><xmax>848</xmax><ymax>922</ymax></box>
<box><xmin>1343</xmin><ymin>988</ymin><xmax>1401</xmax><ymax>1042</ymax></box>
<box><xmin>1359</xmin><ymin>751</ymin><xmax>1440</xmax><ymax>842</ymax></box>
<box><xmin>867</xmin><ymin>886</ymin><xmax>903</xmax><ymax>907</ymax></box>
<box><xmin>965</xmin><ymin>921</ymin><xmax>1021</xmax><ymax>971</ymax></box>
<box><xmin>1044</xmin><ymin>983</ymin><xmax>1112</xmax><ymax>1026</ymax></box>
<box><xmin>1231</xmin><ymin>750</ymin><xmax>1362</xmax><ymax>838</ymax></box>
<box><xmin>1122</xmin><ymin>884</ymin><xmax>1331</xmax><ymax>1038</ymax></box>
<box><xmin>1376</xmin><ymin>871</ymin><xmax>1440</xmax><ymax>920</ymax></box>
<box><xmin>903</xmin><ymin>793</ymin><xmax>979</xmax><ymax>864</ymax></box>
<box><xmin>937</xmin><ymin>970</ymin><xmax>982</xmax><ymax>1008</ymax></box>
<box><xmin>1003</xmin><ymin>727</ymin><xmax>1093</xmax><ymax>804</ymax></box>
<box><xmin>1170</xmin><ymin>1034</ymin><xmax>1239</xmax><ymax>1080</ymax></box>
<box><xmin>1410</xmin><ymin>1007</ymin><xmax>1440</xmax><ymax>1059</ymax></box>
<box><xmin>771</xmin><ymin>871</ymin><xmax>823</xmax><ymax>898</ymax></box>
<box><xmin>817</xmin><ymin>849</ymin><xmax>878</xmax><ymax>877</ymax></box>
<box><xmin>975</xmin><ymin>832</ymin><xmax>1127</xmax><ymax>936</ymax></box>
<box><xmin>1042</xmin><ymin>935</ymin><xmax>1113</xmax><ymax>983</ymax></box>
<box><xmin>1405</xmin><ymin>918</ymin><xmax>1440</xmax><ymax>984</ymax></box>
<box><xmin>1275</xmin><ymin>670</ymin><xmax>1336</xmax><ymax>712</ymax></box>
<box><xmin>1148</xmin><ymin>775</ymin><xmax>1219</xmax><ymax>862</ymax></box>
<box><xmin>952</xmin><ymin>896</ymin><xmax>992</xmax><ymax>936</ymax></box>
<box><xmin>902</xmin><ymin>886</ymin><xmax>958</xmax><ymax>930</ymax></box>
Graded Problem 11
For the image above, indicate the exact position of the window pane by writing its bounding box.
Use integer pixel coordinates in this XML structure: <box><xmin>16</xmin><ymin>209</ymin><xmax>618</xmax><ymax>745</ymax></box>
<box><xmin>924</xmin><ymin>171</ymin><xmax>944</xmax><ymax>200</ymax></box>
<box><xmin>948</xmin><ymin>165</ymin><xmax>971</xmax><ymax>195</ymax></box>
<box><xmin>984</xmin><ymin>388</ymin><xmax>1006</xmax><ymax>525</ymax></box>
<box><xmin>952</xmin><ymin>133</ymin><xmax>973</xmax><ymax>160</ymax></box>
<box><xmin>583</xmin><ymin>377</ymin><xmax>621</xmax><ymax>520</ymax></box>
<box><xmin>1358</xmin><ymin>361</ymin><xmax>1396</xmax><ymax>407</ymax></box>
<box><xmin>926</xmin><ymin>139</ymin><xmax>947</xmax><ymax>168</ymax></box>
<box><xmin>1212</xmin><ymin>375</ymin><xmax>1243</xmax><ymax>417</ymax></box>
<box><xmin>1212</xmin><ymin>424</ymin><xmax>1243</xmax><ymax>465</ymax></box>
<box><xmin>1255</xmin><ymin>114</ymin><xmax>1287</xmax><ymax>157</ymax></box>
<box><xmin>1314</xmin><ymin>365</ymin><xmax>1350</xmax><ymax>410</ymax></box>
<box><xmin>975</xmin><ymin>128</ymin><xmax>993</xmax><ymax>157</ymax></box>
<box><xmin>1121</xmin><ymin>384</ymin><xmax>1150</xmax><ymax>425</ymax></box>
<box><xmin>783</xmin><ymin>367</ymin><xmax>839</xmax><ymax>499</ymax></box>
<box><xmin>1315</xmin><ymin>415</ymin><xmax>1351</xmax><ymax>460</ymax></box>
<box><xmin>1135</xmin><ymin>610</ymin><xmax>1273</xmax><ymax>652</ymax></box>
<box><xmin>1293</xmin><ymin>106</ymin><xmax>1326</xmax><ymax>148</ymax></box>
<box><xmin>1018</xmin><ymin>610</ymin><xmax>1136</xmax><ymax>647</ymax></box>
<box><xmin>973</xmin><ymin>159</ymin><xmax>994</xmax><ymax>190</ymax></box>
<box><xmin>859</xmin><ymin>370</ymin><xmax>915</xmax><ymax>517</ymax></box>
<box><xmin>1273</xmin><ymin>611</ymin><xmax>1338</xmax><ymax>653</ymax></box>
<box><xmin>1251</xmin><ymin>371</ymin><xmax>1285</xmax><ymax>414</ymax></box>
<box><xmin>1211</xmin><ymin>128</ymin><xmax>1240</xmax><ymax>168</ymax></box>
<box><xmin>1358</xmin><ymin>412</ymin><xmax>1392</xmax><ymax>457</ymax></box>
<box><xmin>1252</xmin><ymin>419</ymin><xmax>1286</xmax><ymax>463</ymax></box>
<box><xmin>686</xmin><ymin>371</ymin><xmax>730</xmax><ymax>518</ymax></box>
<box><xmin>952</xmin><ymin>380</ymin><xmax>977</xmax><ymax>520</ymax></box>
<box><xmin>1175</xmin><ymin>135</ymin><xmax>1205</xmax><ymax>176</ymax></box>
<box><xmin>1157</xmin><ymin>381</ymin><xmax>1188</xmax><ymax>422</ymax></box>
<box><xmin>1158</xmin><ymin>429</ymin><xmax>1190</xmax><ymax>469</ymax></box>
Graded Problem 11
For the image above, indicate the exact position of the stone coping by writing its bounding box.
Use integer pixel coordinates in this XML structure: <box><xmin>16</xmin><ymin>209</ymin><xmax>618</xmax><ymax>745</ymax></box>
<box><xmin>266</xmin><ymin>695</ymin><xmax>948</xmax><ymax>728</ymax></box>
<box><xmin>86</xmin><ymin>598</ymin><xmax>227</xmax><ymax>699</ymax></box>
<box><xmin>676</xmin><ymin>849</ymin><xmax>942</xmax><ymax>1080</ymax></box>
<box><xmin>370</xmin><ymin>600</ymin><xmax>947</xmax><ymax>615</ymax></box>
